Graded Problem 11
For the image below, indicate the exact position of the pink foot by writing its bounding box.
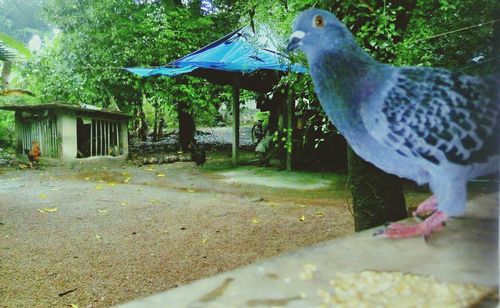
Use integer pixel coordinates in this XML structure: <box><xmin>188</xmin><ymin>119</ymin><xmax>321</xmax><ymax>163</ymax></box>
<box><xmin>374</xmin><ymin>211</ymin><xmax>448</xmax><ymax>239</ymax></box>
<box><xmin>413</xmin><ymin>195</ymin><xmax>438</xmax><ymax>219</ymax></box>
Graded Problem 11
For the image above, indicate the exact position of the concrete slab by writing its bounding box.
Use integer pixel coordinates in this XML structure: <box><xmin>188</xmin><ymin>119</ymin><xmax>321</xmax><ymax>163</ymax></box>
<box><xmin>219</xmin><ymin>167</ymin><xmax>334</xmax><ymax>190</ymax></box>
<box><xmin>118</xmin><ymin>193</ymin><xmax>498</xmax><ymax>307</ymax></box>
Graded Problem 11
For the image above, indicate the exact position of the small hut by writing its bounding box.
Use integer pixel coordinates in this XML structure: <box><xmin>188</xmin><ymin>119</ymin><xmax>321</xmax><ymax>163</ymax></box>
<box><xmin>0</xmin><ymin>103</ymin><xmax>130</xmax><ymax>161</ymax></box>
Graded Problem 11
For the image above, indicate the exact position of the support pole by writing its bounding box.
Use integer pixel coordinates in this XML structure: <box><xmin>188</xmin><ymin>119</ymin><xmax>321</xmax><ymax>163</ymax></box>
<box><xmin>286</xmin><ymin>89</ymin><xmax>294</xmax><ymax>171</ymax></box>
<box><xmin>232</xmin><ymin>77</ymin><xmax>240</xmax><ymax>166</ymax></box>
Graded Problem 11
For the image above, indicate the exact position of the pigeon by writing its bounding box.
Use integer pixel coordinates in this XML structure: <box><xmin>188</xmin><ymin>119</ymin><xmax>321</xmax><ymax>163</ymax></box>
<box><xmin>287</xmin><ymin>8</ymin><xmax>499</xmax><ymax>239</ymax></box>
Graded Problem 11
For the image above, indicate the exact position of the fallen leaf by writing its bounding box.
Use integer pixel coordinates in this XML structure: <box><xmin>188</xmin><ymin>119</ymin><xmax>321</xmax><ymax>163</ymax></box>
<box><xmin>315</xmin><ymin>211</ymin><xmax>325</xmax><ymax>217</ymax></box>
<box><xmin>106</xmin><ymin>182</ymin><xmax>116</xmax><ymax>186</ymax></box>
<box><xmin>186</xmin><ymin>189</ymin><xmax>196</xmax><ymax>193</ymax></box>
<box><xmin>123</xmin><ymin>177</ymin><xmax>131</xmax><ymax>183</ymax></box>
<box><xmin>150</xmin><ymin>199</ymin><xmax>160</xmax><ymax>204</ymax></box>
<box><xmin>51</xmin><ymin>188</ymin><xmax>62</xmax><ymax>191</ymax></box>
<box><xmin>157</xmin><ymin>173</ymin><xmax>166</xmax><ymax>177</ymax></box>
<box><xmin>38</xmin><ymin>207</ymin><xmax>58</xmax><ymax>213</ymax></box>
<box><xmin>95</xmin><ymin>186</ymin><xmax>103</xmax><ymax>190</ymax></box>
<box><xmin>252</xmin><ymin>217</ymin><xmax>260</xmax><ymax>224</ymax></box>
<box><xmin>121</xmin><ymin>201</ymin><xmax>128</xmax><ymax>206</ymax></box>
<box><xmin>39</xmin><ymin>194</ymin><xmax>48</xmax><ymax>199</ymax></box>
<box><xmin>95</xmin><ymin>234</ymin><xmax>101</xmax><ymax>239</ymax></box>
<box><xmin>84</xmin><ymin>177</ymin><xmax>90</xmax><ymax>181</ymax></box>
<box><xmin>96</xmin><ymin>209</ymin><xmax>108</xmax><ymax>213</ymax></box>
<box><xmin>145</xmin><ymin>168</ymin><xmax>155</xmax><ymax>171</ymax></box>
<box><xmin>300</xmin><ymin>215</ymin><xmax>306</xmax><ymax>221</ymax></box>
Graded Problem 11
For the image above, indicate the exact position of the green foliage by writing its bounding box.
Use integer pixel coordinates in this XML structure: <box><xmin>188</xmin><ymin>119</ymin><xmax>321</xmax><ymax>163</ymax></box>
<box><xmin>0</xmin><ymin>0</ymin><xmax>50</xmax><ymax>44</ymax></box>
<box><xmin>0</xmin><ymin>42</ymin><xmax>14</xmax><ymax>62</ymax></box>
<box><xmin>0</xmin><ymin>32</ymin><xmax>32</xmax><ymax>59</ymax></box>
<box><xmin>1</xmin><ymin>0</ymin><xmax>497</xmax><ymax>152</ymax></box>
<box><xmin>394</xmin><ymin>0</ymin><xmax>498</xmax><ymax>73</ymax></box>
<box><xmin>0</xmin><ymin>111</ymin><xmax>14</xmax><ymax>148</ymax></box>
<box><xmin>21</xmin><ymin>0</ymin><xmax>237</xmax><ymax>121</ymax></box>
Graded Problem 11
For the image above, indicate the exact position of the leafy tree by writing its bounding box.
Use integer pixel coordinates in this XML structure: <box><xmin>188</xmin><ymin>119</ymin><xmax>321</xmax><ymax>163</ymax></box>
<box><xmin>0</xmin><ymin>0</ymin><xmax>50</xmax><ymax>44</ymax></box>
<box><xmin>18</xmin><ymin>0</ymin><xmax>239</xmax><ymax>148</ymax></box>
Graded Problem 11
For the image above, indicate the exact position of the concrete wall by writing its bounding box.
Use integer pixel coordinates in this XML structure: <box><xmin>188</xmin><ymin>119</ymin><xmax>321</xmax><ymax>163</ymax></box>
<box><xmin>57</xmin><ymin>110</ymin><xmax>78</xmax><ymax>161</ymax></box>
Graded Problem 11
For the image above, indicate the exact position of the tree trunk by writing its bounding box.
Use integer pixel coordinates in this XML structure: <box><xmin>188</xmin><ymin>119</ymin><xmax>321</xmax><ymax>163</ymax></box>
<box><xmin>347</xmin><ymin>0</ymin><xmax>416</xmax><ymax>232</ymax></box>
<box><xmin>178</xmin><ymin>100</ymin><xmax>195</xmax><ymax>151</ymax></box>
<box><xmin>153</xmin><ymin>107</ymin><xmax>159</xmax><ymax>141</ymax></box>
<box><xmin>348</xmin><ymin>147</ymin><xmax>407</xmax><ymax>231</ymax></box>
<box><xmin>1</xmin><ymin>60</ymin><xmax>12</xmax><ymax>89</ymax></box>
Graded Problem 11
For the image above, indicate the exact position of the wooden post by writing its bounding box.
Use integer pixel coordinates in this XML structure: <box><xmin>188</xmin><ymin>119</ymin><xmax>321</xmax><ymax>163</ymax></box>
<box><xmin>232</xmin><ymin>76</ymin><xmax>240</xmax><ymax>166</ymax></box>
<box><xmin>286</xmin><ymin>89</ymin><xmax>294</xmax><ymax>171</ymax></box>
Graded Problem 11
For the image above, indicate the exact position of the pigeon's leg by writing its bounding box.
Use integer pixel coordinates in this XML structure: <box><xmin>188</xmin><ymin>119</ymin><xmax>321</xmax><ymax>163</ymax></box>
<box><xmin>413</xmin><ymin>195</ymin><xmax>438</xmax><ymax>219</ymax></box>
<box><xmin>375</xmin><ymin>177</ymin><xmax>466</xmax><ymax>239</ymax></box>
<box><xmin>376</xmin><ymin>211</ymin><xmax>448</xmax><ymax>239</ymax></box>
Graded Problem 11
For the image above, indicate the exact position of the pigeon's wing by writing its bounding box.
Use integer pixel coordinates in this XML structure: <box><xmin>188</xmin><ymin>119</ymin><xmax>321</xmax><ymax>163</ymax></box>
<box><xmin>361</xmin><ymin>67</ymin><xmax>500</xmax><ymax>166</ymax></box>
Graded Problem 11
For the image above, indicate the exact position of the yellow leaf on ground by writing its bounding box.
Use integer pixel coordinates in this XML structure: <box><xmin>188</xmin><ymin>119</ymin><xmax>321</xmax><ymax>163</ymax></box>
<box><xmin>50</xmin><ymin>188</ymin><xmax>62</xmax><ymax>191</ymax></box>
<box><xmin>145</xmin><ymin>168</ymin><xmax>155</xmax><ymax>171</ymax></box>
<box><xmin>252</xmin><ymin>217</ymin><xmax>260</xmax><ymax>224</ymax></box>
<box><xmin>39</xmin><ymin>194</ymin><xmax>48</xmax><ymax>199</ymax></box>
<box><xmin>123</xmin><ymin>177</ymin><xmax>131</xmax><ymax>183</ymax></box>
<box><xmin>157</xmin><ymin>173</ymin><xmax>166</xmax><ymax>177</ymax></box>
<box><xmin>38</xmin><ymin>207</ymin><xmax>58</xmax><ymax>213</ymax></box>
<box><xmin>106</xmin><ymin>182</ymin><xmax>116</xmax><ymax>186</ymax></box>
<box><xmin>84</xmin><ymin>177</ymin><xmax>90</xmax><ymax>181</ymax></box>
<box><xmin>315</xmin><ymin>211</ymin><xmax>325</xmax><ymax>217</ymax></box>
<box><xmin>202</xmin><ymin>238</ymin><xmax>208</xmax><ymax>244</ymax></box>
<box><xmin>121</xmin><ymin>201</ymin><xmax>128</xmax><ymax>206</ymax></box>
<box><xmin>95</xmin><ymin>186</ymin><xmax>103</xmax><ymax>190</ymax></box>
<box><xmin>186</xmin><ymin>189</ymin><xmax>195</xmax><ymax>193</ymax></box>
<box><xmin>300</xmin><ymin>215</ymin><xmax>306</xmax><ymax>221</ymax></box>
<box><xmin>96</xmin><ymin>209</ymin><xmax>108</xmax><ymax>213</ymax></box>
<box><xmin>150</xmin><ymin>199</ymin><xmax>160</xmax><ymax>204</ymax></box>
<box><xmin>95</xmin><ymin>234</ymin><xmax>101</xmax><ymax>239</ymax></box>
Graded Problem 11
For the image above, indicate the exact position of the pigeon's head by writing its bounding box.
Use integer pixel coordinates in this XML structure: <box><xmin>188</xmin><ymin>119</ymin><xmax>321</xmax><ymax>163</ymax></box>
<box><xmin>287</xmin><ymin>9</ymin><xmax>352</xmax><ymax>57</ymax></box>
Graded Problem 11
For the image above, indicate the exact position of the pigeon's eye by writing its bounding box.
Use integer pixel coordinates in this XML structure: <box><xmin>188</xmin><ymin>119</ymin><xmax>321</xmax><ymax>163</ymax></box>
<box><xmin>313</xmin><ymin>15</ymin><xmax>325</xmax><ymax>28</ymax></box>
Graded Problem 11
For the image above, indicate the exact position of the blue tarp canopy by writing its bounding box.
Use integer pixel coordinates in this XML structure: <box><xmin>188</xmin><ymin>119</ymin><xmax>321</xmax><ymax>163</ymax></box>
<box><xmin>126</xmin><ymin>27</ymin><xmax>306</xmax><ymax>92</ymax></box>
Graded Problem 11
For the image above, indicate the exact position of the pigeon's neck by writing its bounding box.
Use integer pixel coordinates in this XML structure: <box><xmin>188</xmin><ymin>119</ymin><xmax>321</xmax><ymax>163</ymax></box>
<box><xmin>328</xmin><ymin>43</ymin><xmax>377</xmax><ymax>89</ymax></box>
<box><xmin>310</xmin><ymin>43</ymin><xmax>380</xmax><ymax>129</ymax></box>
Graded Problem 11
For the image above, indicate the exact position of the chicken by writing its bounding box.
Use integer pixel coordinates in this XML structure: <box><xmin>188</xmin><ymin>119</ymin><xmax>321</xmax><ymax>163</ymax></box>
<box><xmin>25</xmin><ymin>141</ymin><xmax>41</xmax><ymax>168</ymax></box>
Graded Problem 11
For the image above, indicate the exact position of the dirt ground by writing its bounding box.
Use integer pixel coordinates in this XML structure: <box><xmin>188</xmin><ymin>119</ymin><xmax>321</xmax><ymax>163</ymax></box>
<box><xmin>0</xmin><ymin>153</ymin><xmax>430</xmax><ymax>307</ymax></box>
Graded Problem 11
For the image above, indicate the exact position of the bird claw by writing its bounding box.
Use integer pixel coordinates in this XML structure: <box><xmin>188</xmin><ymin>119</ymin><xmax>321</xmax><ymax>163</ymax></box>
<box><xmin>377</xmin><ymin>211</ymin><xmax>448</xmax><ymax>239</ymax></box>
<box><xmin>412</xmin><ymin>196</ymin><xmax>438</xmax><ymax>219</ymax></box>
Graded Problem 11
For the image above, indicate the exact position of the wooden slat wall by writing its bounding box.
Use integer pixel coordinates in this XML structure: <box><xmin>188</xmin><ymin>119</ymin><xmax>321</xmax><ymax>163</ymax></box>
<box><xmin>21</xmin><ymin>117</ymin><xmax>58</xmax><ymax>158</ymax></box>
<box><xmin>89</xmin><ymin>118</ymin><xmax>120</xmax><ymax>157</ymax></box>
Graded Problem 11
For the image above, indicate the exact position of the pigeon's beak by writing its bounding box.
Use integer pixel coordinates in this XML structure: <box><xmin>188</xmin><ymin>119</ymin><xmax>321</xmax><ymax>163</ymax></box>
<box><xmin>286</xmin><ymin>31</ymin><xmax>305</xmax><ymax>52</ymax></box>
